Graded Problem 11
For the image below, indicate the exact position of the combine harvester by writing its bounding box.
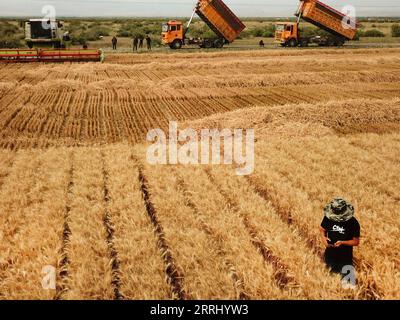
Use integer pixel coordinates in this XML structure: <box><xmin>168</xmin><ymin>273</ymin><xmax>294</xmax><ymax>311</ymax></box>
<box><xmin>162</xmin><ymin>0</ymin><xmax>245</xmax><ymax>49</ymax></box>
<box><xmin>0</xmin><ymin>19</ymin><xmax>104</xmax><ymax>62</ymax></box>
<box><xmin>275</xmin><ymin>0</ymin><xmax>358</xmax><ymax>47</ymax></box>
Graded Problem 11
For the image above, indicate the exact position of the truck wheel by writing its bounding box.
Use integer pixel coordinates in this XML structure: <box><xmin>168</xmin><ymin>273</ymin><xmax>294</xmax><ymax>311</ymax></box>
<box><xmin>335</xmin><ymin>39</ymin><xmax>345</xmax><ymax>47</ymax></box>
<box><xmin>203</xmin><ymin>39</ymin><xmax>213</xmax><ymax>49</ymax></box>
<box><xmin>170</xmin><ymin>40</ymin><xmax>182</xmax><ymax>50</ymax></box>
<box><xmin>213</xmin><ymin>39</ymin><xmax>224</xmax><ymax>48</ymax></box>
<box><xmin>288</xmin><ymin>39</ymin><xmax>298</xmax><ymax>47</ymax></box>
<box><xmin>327</xmin><ymin>38</ymin><xmax>335</xmax><ymax>47</ymax></box>
<box><xmin>300</xmin><ymin>39</ymin><xmax>309</xmax><ymax>47</ymax></box>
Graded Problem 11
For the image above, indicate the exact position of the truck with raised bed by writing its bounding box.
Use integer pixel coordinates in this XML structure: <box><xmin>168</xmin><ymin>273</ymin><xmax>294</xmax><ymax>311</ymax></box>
<box><xmin>162</xmin><ymin>0</ymin><xmax>246</xmax><ymax>49</ymax></box>
<box><xmin>275</xmin><ymin>0</ymin><xmax>358</xmax><ymax>47</ymax></box>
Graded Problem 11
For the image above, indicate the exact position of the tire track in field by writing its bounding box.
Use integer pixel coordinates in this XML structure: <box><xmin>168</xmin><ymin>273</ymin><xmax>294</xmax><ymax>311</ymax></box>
<box><xmin>135</xmin><ymin>160</ymin><xmax>188</xmax><ymax>300</ymax></box>
<box><xmin>175</xmin><ymin>175</ymin><xmax>250</xmax><ymax>300</ymax></box>
<box><xmin>101</xmin><ymin>151</ymin><xmax>124</xmax><ymax>300</ymax></box>
<box><xmin>246</xmin><ymin>175</ymin><xmax>382</xmax><ymax>300</ymax></box>
<box><xmin>246</xmin><ymin>175</ymin><xmax>323</xmax><ymax>256</ymax></box>
<box><xmin>205</xmin><ymin>168</ymin><xmax>299</xmax><ymax>292</ymax></box>
<box><xmin>55</xmin><ymin>151</ymin><xmax>74</xmax><ymax>300</ymax></box>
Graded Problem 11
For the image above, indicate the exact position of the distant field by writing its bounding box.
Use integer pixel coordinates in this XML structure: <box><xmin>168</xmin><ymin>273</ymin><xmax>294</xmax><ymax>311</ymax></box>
<box><xmin>0</xmin><ymin>47</ymin><xmax>399</xmax><ymax>299</ymax></box>
<box><xmin>1</xmin><ymin>18</ymin><xmax>400</xmax><ymax>51</ymax></box>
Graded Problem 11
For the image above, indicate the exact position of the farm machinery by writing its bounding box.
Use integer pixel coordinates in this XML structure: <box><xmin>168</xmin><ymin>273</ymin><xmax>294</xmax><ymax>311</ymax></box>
<box><xmin>162</xmin><ymin>0</ymin><xmax>245</xmax><ymax>49</ymax></box>
<box><xmin>25</xmin><ymin>19</ymin><xmax>70</xmax><ymax>49</ymax></box>
<box><xmin>275</xmin><ymin>0</ymin><xmax>358</xmax><ymax>47</ymax></box>
<box><xmin>0</xmin><ymin>48</ymin><xmax>104</xmax><ymax>63</ymax></box>
<box><xmin>0</xmin><ymin>19</ymin><xmax>104</xmax><ymax>62</ymax></box>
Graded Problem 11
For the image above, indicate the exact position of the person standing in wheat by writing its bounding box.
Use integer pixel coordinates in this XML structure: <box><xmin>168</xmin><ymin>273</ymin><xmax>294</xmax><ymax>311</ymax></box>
<box><xmin>139</xmin><ymin>36</ymin><xmax>144</xmax><ymax>49</ymax></box>
<box><xmin>320</xmin><ymin>197</ymin><xmax>360</xmax><ymax>277</ymax></box>
<box><xmin>133</xmin><ymin>36</ymin><xmax>139</xmax><ymax>52</ymax></box>
<box><xmin>112</xmin><ymin>36</ymin><xmax>118</xmax><ymax>50</ymax></box>
<box><xmin>146</xmin><ymin>35</ymin><xmax>152</xmax><ymax>51</ymax></box>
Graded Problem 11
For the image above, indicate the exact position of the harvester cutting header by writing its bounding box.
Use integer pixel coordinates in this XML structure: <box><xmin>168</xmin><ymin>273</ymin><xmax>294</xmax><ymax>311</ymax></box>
<box><xmin>162</xmin><ymin>0</ymin><xmax>246</xmax><ymax>49</ymax></box>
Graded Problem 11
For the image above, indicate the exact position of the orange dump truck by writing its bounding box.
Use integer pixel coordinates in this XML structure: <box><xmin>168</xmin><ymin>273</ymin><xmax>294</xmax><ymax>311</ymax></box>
<box><xmin>162</xmin><ymin>0</ymin><xmax>245</xmax><ymax>49</ymax></box>
<box><xmin>276</xmin><ymin>0</ymin><xmax>358</xmax><ymax>47</ymax></box>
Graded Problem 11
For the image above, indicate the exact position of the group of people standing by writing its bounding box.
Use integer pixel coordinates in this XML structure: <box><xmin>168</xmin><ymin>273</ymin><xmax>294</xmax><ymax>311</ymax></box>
<box><xmin>133</xmin><ymin>35</ymin><xmax>152</xmax><ymax>51</ymax></box>
<box><xmin>111</xmin><ymin>35</ymin><xmax>152</xmax><ymax>52</ymax></box>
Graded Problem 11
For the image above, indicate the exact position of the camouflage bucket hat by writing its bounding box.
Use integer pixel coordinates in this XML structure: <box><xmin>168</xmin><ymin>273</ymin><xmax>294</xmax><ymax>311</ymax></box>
<box><xmin>324</xmin><ymin>197</ymin><xmax>354</xmax><ymax>222</ymax></box>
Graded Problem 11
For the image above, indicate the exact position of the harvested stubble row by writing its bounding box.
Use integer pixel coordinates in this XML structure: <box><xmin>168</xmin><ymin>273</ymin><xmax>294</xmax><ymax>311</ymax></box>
<box><xmin>1</xmin><ymin>48</ymin><xmax>400</xmax><ymax>149</ymax></box>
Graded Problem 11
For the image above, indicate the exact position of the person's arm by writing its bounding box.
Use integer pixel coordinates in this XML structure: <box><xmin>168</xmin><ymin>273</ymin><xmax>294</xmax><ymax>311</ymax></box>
<box><xmin>334</xmin><ymin>238</ymin><xmax>360</xmax><ymax>247</ymax></box>
<box><xmin>335</xmin><ymin>219</ymin><xmax>361</xmax><ymax>247</ymax></box>
<box><xmin>319</xmin><ymin>226</ymin><xmax>332</xmax><ymax>247</ymax></box>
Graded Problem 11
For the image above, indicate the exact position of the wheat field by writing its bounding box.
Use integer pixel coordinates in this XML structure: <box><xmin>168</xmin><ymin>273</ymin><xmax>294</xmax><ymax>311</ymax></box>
<box><xmin>0</xmin><ymin>48</ymin><xmax>399</xmax><ymax>300</ymax></box>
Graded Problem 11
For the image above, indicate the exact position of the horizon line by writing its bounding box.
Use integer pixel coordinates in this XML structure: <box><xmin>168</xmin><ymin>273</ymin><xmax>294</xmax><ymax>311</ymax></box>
<box><xmin>1</xmin><ymin>15</ymin><xmax>400</xmax><ymax>19</ymax></box>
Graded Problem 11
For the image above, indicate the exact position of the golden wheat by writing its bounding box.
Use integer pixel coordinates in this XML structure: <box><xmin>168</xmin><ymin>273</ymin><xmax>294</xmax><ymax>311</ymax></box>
<box><xmin>0</xmin><ymin>48</ymin><xmax>398</xmax><ymax>299</ymax></box>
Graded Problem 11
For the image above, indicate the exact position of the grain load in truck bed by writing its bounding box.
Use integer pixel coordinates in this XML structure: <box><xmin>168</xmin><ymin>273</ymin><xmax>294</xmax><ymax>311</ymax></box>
<box><xmin>196</xmin><ymin>0</ymin><xmax>246</xmax><ymax>43</ymax></box>
<box><xmin>296</xmin><ymin>0</ymin><xmax>358</xmax><ymax>40</ymax></box>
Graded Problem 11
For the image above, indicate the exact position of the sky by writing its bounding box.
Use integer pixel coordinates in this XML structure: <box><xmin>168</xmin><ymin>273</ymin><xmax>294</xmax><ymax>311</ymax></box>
<box><xmin>0</xmin><ymin>0</ymin><xmax>399</xmax><ymax>18</ymax></box>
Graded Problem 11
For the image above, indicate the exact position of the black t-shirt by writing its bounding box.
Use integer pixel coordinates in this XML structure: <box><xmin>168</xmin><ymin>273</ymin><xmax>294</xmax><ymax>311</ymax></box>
<box><xmin>321</xmin><ymin>217</ymin><xmax>360</xmax><ymax>263</ymax></box>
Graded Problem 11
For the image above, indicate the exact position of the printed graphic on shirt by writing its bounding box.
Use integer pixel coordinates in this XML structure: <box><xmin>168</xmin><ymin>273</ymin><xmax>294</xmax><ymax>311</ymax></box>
<box><xmin>332</xmin><ymin>225</ymin><xmax>345</xmax><ymax>234</ymax></box>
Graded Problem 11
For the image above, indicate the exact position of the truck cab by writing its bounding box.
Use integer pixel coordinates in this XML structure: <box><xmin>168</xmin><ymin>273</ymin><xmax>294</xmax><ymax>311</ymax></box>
<box><xmin>275</xmin><ymin>21</ymin><xmax>345</xmax><ymax>47</ymax></box>
<box><xmin>162</xmin><ymin>0</ymin><xmax>245</xmax><ymax>50</ymax></box>
<box><xmin>275</xmin><ymin>22</ymin><xmax>300</xmax><ymax>47</ymax></box>
<box><xmin>162</xmin><ymin>20</ymin><xmax>184</xmax><ymax>49</ymax></box>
